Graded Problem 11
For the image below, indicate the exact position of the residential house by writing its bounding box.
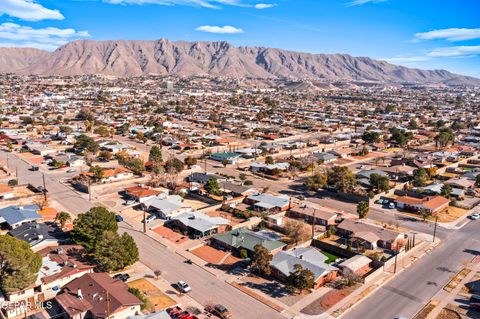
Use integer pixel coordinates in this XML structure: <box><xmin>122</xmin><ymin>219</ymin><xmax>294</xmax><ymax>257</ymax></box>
<box><xmin>9</xmin><ymin>222</ymin><xmax>66</xmax><ymax>251</ymax></box>
<box><xmin>0</xmin><ymin>184</ymin><xmax>14</xmax><ymax>199</ymax></box>
<box><xmin>210</xmin><ymin>152</ymin><xmax>240</xmax><ymax>164</ymax></box>
<box><xmin>56</xmin><ymin>273</ymin><xmax>142</xmax><ymax>319</ymax></box>
<box><xmin>338</xmin><ymin>255</ymin><xmax>372</xmax><ymax>276</ymax></box>
<box><xmin>166</xmin><ymin>211</ymin><xmax>230</xmax><ymax>238</ymax></box>
<box><xmin>142</xmin><ymin>195</ymin><xmax>192</xmax><ymax>219</ymax></box>
<box><xmin>270</xmin><ymin>247</ymin><xmax>338</xmax><ymax>288</ymax></box>
<box><xmin>312</xmin><ymin>152</ymin><xmax>337</xmax><ymax>164</ymax></box>
<box><xmin>249</xmin><ymin>162</ymin><xmax>290</xmax><ymax>175</ymax></box>
<box><xmin>245</xmin><ymin>193</ymin><xmax>292</xmax><ymax>212</ymax></box>
<box><xmin>210</xmin><ymin>228</ymin><xmax>286</xmax><ymax>256</ymax></box>
<box><xmin>287</xmin><ymin>205</ymin><xmax>339</xmax><ymax>226</ymax></box>
<box><xmin>395</xmin><ymin>195</ymin><xmax>450</xmax><ymax>214</ymax></box>
<box><xmin>0</xmin><ymin>205</ymin><xmax>42</xmax><ymax>229</ymax></box>
<box><xmin>124</xmin><ymin>186</ymin><xmax>164</xmax><ymax>203</ymax></box>
<box><xmin>336</xmin><ymin>219</ymin><xmax>405</xmax><ymax>250</ymax></box>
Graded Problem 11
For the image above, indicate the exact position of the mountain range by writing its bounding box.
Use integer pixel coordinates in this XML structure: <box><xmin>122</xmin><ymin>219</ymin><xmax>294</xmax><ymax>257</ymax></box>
<box><xmin>1</xmin><ymin>39</ymin><xmax>479</xmax><ymax>87</ymax></box>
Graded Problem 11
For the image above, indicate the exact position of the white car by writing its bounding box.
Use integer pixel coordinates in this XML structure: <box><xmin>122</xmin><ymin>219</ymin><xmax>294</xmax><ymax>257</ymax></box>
<box><xmin>177</xmin><ymin>281</ymin><xmax>191</xmax><ymax>293</ymax></box>
<box><xmin>469</xmin><ymin>213</ymin><xmax>480</xmax><ymax>220</ymax></box>
<box><xmin>144</xmin><ymin>214</ymin><xmax>157</xmax><ymax>223</ymax></box>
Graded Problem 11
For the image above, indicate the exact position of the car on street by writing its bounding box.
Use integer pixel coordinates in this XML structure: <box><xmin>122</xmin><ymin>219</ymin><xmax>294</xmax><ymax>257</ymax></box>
<box><xmin>206</xmin><ymin>304</ymin><xmax>232</xmax><ymax>319</ymax></box>
<box><xmin>386</xmin><ymin>202</ymin><xmax>395</xmax><ymax>209</ymax></box>
<box><xmin>144</xmin><ymin>214</ymin><xmax>156</xmax><ymax>223</ymax></box>
<box><xmin>113</xmin><ymin>273</ymin><xmax>130</xmax><ymax>282</ymax></box>
<box><xmin>30</xmin><ymin>165</ymin><xmax>39</xmax><ymax>171</ymax></box>
<box><xmin>66</xmin><ymin>169</ymin><xmax>76</xmax><ymax>173</ymax></box>
<box><xmin>124</xmin><ymin>200</ymin><xmax>136</xmax><ymax>206</ymax></box>
<box><xmin>469</xmin><ymin>213</ymin><xmax>480</xmax><ymax>220</ymax></box>
<box><xmin>115</xmin><ymin>215</ymin><xmax>124</xmax><ymax>222</ymax></box>
<box><xmin>176</xmin><ymin>281</ymin><xmax>191</xmax><ymax>293</ymax></box>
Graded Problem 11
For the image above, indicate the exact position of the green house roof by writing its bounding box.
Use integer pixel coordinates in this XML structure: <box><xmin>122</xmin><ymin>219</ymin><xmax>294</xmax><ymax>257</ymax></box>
<box><xmin>212</xmin><ymin>228</ymin><xmax>286</xmax><ymax>252</ymax></box>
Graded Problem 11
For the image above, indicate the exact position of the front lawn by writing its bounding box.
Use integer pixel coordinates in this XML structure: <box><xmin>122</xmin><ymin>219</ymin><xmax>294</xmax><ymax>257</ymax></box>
<box><xmin>321</xmin><ymin>251</ymin><xmax>339</xmax><ymax>264</ymax></box>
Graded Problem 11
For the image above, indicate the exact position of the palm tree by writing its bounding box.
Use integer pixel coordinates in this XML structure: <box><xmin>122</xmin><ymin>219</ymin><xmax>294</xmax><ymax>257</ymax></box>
<box><xmin>55</xmin><ymin>211</ymin><xmax>71</xmax><ymax>228</ymax></box>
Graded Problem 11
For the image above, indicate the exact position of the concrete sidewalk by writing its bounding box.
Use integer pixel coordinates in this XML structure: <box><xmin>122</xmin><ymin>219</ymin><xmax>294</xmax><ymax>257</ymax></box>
<box><xmin>323</xmin><ymin>239</ymin><xmax>440</xmax><ymax>319</ymax></box>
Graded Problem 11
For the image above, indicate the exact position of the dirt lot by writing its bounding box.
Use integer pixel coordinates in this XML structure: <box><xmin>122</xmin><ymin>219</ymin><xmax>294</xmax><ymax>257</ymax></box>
<box><xmin>127</xmin><ymin>278</ymin><xmax>177</xmax><ymax>312</ymax></box>
<box><xmin>190</xmin><ymin>245</ymin><xmax>240</xmax><ymax>266</ymax></box>
<box><xmin>206</xmin><ymin>210</ymin><xmax>245</xmax><ymax>226</ymax></box>
<box><xmin>152</xmin><ymin>225</ymin><xmax>189</xmax><ymax>245</ymax></box>
<box><xmin>301</xmin><ymin>285</ymin><xmax>357</xmax><ymax>315</ymax></box>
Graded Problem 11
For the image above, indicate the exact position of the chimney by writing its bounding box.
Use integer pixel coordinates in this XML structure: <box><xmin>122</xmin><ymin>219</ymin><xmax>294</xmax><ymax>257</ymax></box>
<box><xmin>77</xmin><ymin>289</ymin><xmax>83</xmax><ymax>299</ymax></box>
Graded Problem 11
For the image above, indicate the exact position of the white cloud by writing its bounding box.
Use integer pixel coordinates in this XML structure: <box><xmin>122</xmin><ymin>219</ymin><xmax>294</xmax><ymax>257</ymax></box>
<box><xmin>103</xmin><ymin>0</ymin><xmax>244</xmax><ymax>9</ymax></box>
<box><xmin>196</xmin><ymin>25</ymin><xmax>244</xmax><ymax>34</ymax></box>
<box><xmin>383</xmin><ymin>56</ymin><xmax>430</xmax><ymax>64</ymax></box>
<box><xmin>414</xmin><ymin>28</ymin><xmax>480</xmax><ymax>42</ymax></box>
<box><xmin>346</xmin><ymin>0</ymin><xmax>386</xmax><ymax>6</ymax></box>
<box><xmin>427</xmin><ymin>45</ymin><xmax>480</xmax><ymax>57</ymax></box>
<box><xmin>254</xmin><ymin>3</ymin><xmax>276</xmax><ymax>9</ymax></box>
<box><xmin>0</xmin><ymin>23</ymin><xmax>90</xmax><ymax>51</ymax></box>
<box><xmin>0</xmin><ymin>0</ymin><xmax>64</xmax><ymax>21</ymax></box>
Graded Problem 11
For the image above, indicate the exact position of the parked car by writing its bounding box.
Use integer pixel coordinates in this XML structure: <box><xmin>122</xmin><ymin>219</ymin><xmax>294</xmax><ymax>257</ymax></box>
<box><xmin>144</xmin><ymin>214</ymin><xmax>156</xmax><ymax>223</ymax></box>
<box><xmin>176</xmin><ymin>281</ymin><xmax>191</xmax><ymax>293</ymax></box>
<box><xmin>66</xmin><ymin>169</ymin><xmax>76</xmax><ymax>173</ymax></box>
<box><xmin>113</xmin><ymin>273</ymin><xmax>130</xmax><ymax>282</ymax></box>
<box><xmin>206</xmin><ymin>304</ymin><xmax>232</xmax><ymax>319</ymax></box>
<box><xmin>30</xmin><ymin>165</ymin><xmax>39</xmax><ymax>171</ymax></box>
<box><xmin>124</xmin><ymin>200</ymin><xmax>136</xmax><ymax>206</ymax></box>
<box><xmin>387</xmin><ymin>202</ymin><xmax>395</xmax><ymax>209</ymax></box>
<box><xmin>115</xmin><ymin>215</ymin><xmax>124</xmax><ymax>222</ymax></box>
<box><xmin>469</xmin><ymin>213</ymin><xmax>480</xmax><ymax>220</ymax></box>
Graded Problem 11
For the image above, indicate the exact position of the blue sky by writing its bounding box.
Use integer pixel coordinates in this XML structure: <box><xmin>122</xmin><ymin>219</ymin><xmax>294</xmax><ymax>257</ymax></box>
<box><xmin>0</xmin><ymin>0</ymin><xmax>479</xmax><ymax>77</ymax></box>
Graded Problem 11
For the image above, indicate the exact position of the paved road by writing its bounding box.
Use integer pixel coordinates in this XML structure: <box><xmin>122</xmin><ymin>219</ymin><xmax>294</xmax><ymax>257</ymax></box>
<box><xmin>0</xmin><ymin>150</ymin><xmax>92</xmax><ymax>214</ymax></box>
<box><xmin>345</xmin><ymin>219</ymin><xmax>480</xmax><ymax>319</ymax></box>
<box><xmin>120</xmin><ymin>225</ymin><xmax>286</xmax><ymax>319</ymax></box>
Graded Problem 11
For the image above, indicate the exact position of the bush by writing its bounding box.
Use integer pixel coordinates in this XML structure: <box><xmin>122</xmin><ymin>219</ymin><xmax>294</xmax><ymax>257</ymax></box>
<box><xmin>7</xmin><ymin>179</ymin><xmax>18</xmax><ymax>187</ymax></box>
<box><xmin>244</xmin><ymin>180</ymin><xmax>253</xmax><ymax>186</ymax></box>
<box><xmin>128</xmin><ymin>287</ymin><xmax>148</xmax><ymax>310</ymax></box>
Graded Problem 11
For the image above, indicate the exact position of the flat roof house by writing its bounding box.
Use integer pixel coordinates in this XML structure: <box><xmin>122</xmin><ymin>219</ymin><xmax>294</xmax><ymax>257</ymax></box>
<box><xmin>9</xmin><ymin>221</ymin><xmax>65</xmax><ymax>251</ymax></box>
<box><xmin>210</xmin><ymin>152</ymin><xmax>240</xmax><ymax>164</ymax></box>
<box><xmin>287</xmin><ymin>205</ymin><xmax>339</xmax><ymax>226</ymax></box>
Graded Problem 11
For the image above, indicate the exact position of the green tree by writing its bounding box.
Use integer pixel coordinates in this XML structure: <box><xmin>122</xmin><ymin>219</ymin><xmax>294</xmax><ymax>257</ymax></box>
<box><xmin>239</xmin><ymin>173</ymin><xmax>247</xmax><ymax>185</ymax></box>
<box><xmin>184</xmin><ymin>156</ymin><xmax>197</xmax><ymax>168</ymax></box>
<box><xmin>409</xmin><ymin>119</ymin><xmax>418</xmax><ymax>129</ymax></box>
<box><xmin>305</xmin><ymin>173</ymin><xmax>327</xmax><ymax>191</ymax></box>
<box><xmin>55</xmin><ymin>211</ymin><xmax>71</xmax><ymax>228</ymax></box>
<box><xmin>94</xmin><ymin>126</ymin><xmax>110</xmax><ymax>137</ymax></box>
<box><xmin>93</xmin><ymin>231</ymin><xmax>139</xmax><ymax>272</ymax></box>
<box><xmin>250</xmin><ymin>244</ymin><xmax>272</xmax><ymax>275</ymax></box>
<box><xmin>128</xmin><ymin>287</ymin><xmax>148</xmax><ymax>310</ymax></box>
<box><xmin>7</xmin><ymin>179</ymin><xmax>18</xmax><ymax>187</ymax></box>
<box><xmin>390</xmin><ymin>128</ymin><xmax>413</xmax><ymax>147</ymax></box>
<box><xmin>370</xmin><ymin>173</ymin><xmax>390</xmax><ymax>193</ymax></box>
<box><xmin>204</xmin><ymin>178</ymin><xmax>221</xmax><ymax>195</ymax></box>
<box><xmin>362</xmin><ymin>131</ymin><xmax>380</xmax><ymax>144</ymax></box>
<box><xmin>476</xmin><ymin>174</ymin><xmax>480</xmax><ymax>188</ymax></box>
<box><xmin>149</xmin><ymin>145</ymin><xmax>163</xmax><ymax>163</ymax></box>
<box><xmin>127</xmin><ymin>158</ymin><xmax>145</xmax><ymax>175</ymax></box>
<box><xmin>441</xmin><ymin>184</ymin><xmax>453</xmax><ymax>198</ymax></box>
<box><xmin>327</xmin><ymin>166</ymin><xmax>357</xmax><ymax>193</ymax></box>
<box><xmin>286</xmin><ymin>264</ymin><xmax>316</xmax><ymax>294</ymax></box>
<box><xmin>221</xmin><ymin>159</ymin><xmax>229</xmax><ymax>167</ymax></box>
<box><xmin>71</xmin><ymin>207</ymin><xmax>118</xmax><ymax>252</ymax></box>
<box><xmin>120</xmin><ymin>123</ymin><xmax>130</xmax><ymax>135</ymax></box>
<box><xmin>0</xmin><ymin>235</ymin><xmax>42</xmax><ymax>293</ymax></box>
<box><xmin>265</xmin><ymin>156</ymin><xmax>274</xmax><ymax>165</ymax></box>
<box><xmin>357</xmin><ymin>201</ymin><xmax>370</xmax><ymax>219</ymax></box>
<box><xmin>99</xmin><ymin>150</ymin><xmax>113</xmax><ymax>161</ymax></box>
<box><xmin>413</xmin><ymin>168</ymin><xmax>427</xmax><ymax>187</ymax></box>
<box><xmin>89</xmin><ymin>165</ymin><xmax>104</xmax><ymax>183</ymax></box>
<box><xmin>435</xmin><ymin>128</ymin><xmax>455</xmax><ymax>149</ymax></box>
<box><xmin>74</xmin><ymin>134</ymin><xmax>99</xmax><ymax>154</ymax></box>
<box><xmin>165</xmin><ymin>158</ymin><xmax>184</xmax><ymax>173</ymax></box>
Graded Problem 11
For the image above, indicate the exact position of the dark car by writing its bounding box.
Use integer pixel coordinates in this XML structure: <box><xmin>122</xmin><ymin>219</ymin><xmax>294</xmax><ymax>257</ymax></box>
<box><xmin>31</xmin><ymin>165</ymin><xmax>39</xmax><ymax>171</ymax></box>
<box><xmin>206</xmin><ymin>304</ymin><xmax>232</xmax><ymax>319</ymax></box>
<box><xmin>113</xmin><ymin>273</ymin><xmax>130</xmax><ymax>282</ymax></box>
<box><xmin>115</xmin><ymin>215</ymin><xmax>124</xmax><ymax>222</ymax></box>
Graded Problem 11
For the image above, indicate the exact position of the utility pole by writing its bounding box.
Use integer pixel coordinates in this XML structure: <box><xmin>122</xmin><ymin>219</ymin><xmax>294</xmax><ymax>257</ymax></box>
<box><xmin>311</xmin><ymin>209</ymin><xmax>316</xmax><ymax>239</ymax></box>
<box><xmin>106</xmin><ymin>290</ymin><xmax>111</xmax><ymax>319</ymax></box>
<box><xmin>393</xmin><ymin>247</ymin><xmax>399</xmax><ymax>274</ymax></box>
<box><xmin>42</xmin><ymin>173</ymin><xmax>47</xmax><ymax>200</ymax></box>
<box><xmin>433</xmin><ymin>214</ymin><xmax>439</xmax><ymax>242</ymax></box>
<box><xmin>143</xmin><ymin>210</ymin><xmax>147</xmax><ymax>233</ymax></box>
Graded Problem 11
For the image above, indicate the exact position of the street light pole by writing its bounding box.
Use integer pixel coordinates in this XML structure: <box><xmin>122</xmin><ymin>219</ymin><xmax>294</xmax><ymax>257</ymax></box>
<box><xmin>433</xmin><ymin>214</ymin><xmax>439</xmax><ymax>242</ymax></box>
